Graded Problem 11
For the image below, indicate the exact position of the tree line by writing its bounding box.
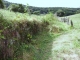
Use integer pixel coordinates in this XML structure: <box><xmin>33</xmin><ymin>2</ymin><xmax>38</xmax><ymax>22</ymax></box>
<box><xmin>1</xmin><ymin>0</ymin><xmax>80</xmax><ymax>16</ymax></box>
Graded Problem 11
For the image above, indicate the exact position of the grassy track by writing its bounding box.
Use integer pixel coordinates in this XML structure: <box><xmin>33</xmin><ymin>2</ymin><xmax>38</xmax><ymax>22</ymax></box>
<box><xmin>49</xmin><ymin>29</ymin><xmax>80</xmax><ymax>60</ymax></box>
<box><xmin>48</xmin><ymin>14</ymin><xmax>80</xmax><ymax>60</ymax></box>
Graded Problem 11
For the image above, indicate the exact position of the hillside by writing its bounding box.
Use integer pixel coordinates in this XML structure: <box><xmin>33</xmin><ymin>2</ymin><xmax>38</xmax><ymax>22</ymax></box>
<box><xmin>3</xmin><ymin>0</ymin><xmax>80</xmax><ymax>16</ymax></box>
<box><xmin>0</xmin><ymin>9</ymin><xmax>70</xmax><ymax>60</ymax></box>
<box><xmin>0</xmin><ymin>0</ymin><xmax>80</xmax><ymax>60</ymax></box>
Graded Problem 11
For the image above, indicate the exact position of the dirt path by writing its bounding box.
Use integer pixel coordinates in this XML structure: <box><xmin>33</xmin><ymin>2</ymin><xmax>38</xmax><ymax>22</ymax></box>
<box><xmin>49</xmin><ymin>29</ymin><xmax>80</xmax><ymax>60</ymax></box>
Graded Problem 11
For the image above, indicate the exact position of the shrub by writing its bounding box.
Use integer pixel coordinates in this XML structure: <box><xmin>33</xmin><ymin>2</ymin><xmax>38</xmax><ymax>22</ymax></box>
<box><xmin>56</xmin><ymin>9</ymin><xmax>65</xmax><ymax>17</ymax></box>
<box><xmin>33</xmin><ymin>11</ymin><xmax>40</xmax><ymax>15</ymax></box>
<box><xmin>8</xmin><ymin>4</ymin><xmax>25</xmax><ymax>13</ymax></box>
<box><xmin>0</xmin><ymin>0</ymin><xmax>4</xmax><ymax>9</ymax></box>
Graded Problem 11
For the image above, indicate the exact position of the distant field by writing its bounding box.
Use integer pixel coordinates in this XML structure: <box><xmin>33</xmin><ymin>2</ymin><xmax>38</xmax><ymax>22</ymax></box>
<box><xmin>68</xmin><ymin>13</ymin><xmax>80</xmax><ymax>29</ymax></box>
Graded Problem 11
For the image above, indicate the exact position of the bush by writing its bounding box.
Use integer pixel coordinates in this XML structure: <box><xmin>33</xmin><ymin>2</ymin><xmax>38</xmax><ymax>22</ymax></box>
<box><xmin>8</xmin><ymin>4</ymin><xmax>25</xmax><ymax>13</ymax></box>
<box><xmin>33</xmin><ymin>11</ymin><xmax>40</xmax><ymax>15</ymax></box>
<box><xmin>43</xmin><ymin>12</ymin><xmax>57</xmax><ymax>25</ymax></box>
<box><xmin>56</xmin><ymin>9</ymin><xmax>65</xmax><ymax>17</ymax></box>
<box><xmin>0</xmin><ymin>0</ymin><xmax>4</xmax><ymax>9</ymax></box>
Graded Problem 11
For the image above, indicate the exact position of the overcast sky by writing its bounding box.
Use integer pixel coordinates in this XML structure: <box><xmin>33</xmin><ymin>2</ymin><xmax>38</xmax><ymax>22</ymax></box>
<box><xmin>5</xmin><ymin>0</ymin><xmax>80</xmax><ymax>8</ymax></box>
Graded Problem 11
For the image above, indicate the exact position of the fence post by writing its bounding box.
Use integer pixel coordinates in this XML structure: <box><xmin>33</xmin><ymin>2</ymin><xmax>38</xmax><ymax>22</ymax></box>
<box><xmin>71</xmin><ymin>20</ymin><xmax>73</xmax><ymax>27</ymax></box>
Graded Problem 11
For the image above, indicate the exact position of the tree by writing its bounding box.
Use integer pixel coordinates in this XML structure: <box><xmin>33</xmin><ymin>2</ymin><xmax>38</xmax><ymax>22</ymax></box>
<box><xmin>0</xmin><ymin>0</ymin><xmax>4</xmax><ymax>9</ymax></box>
<box><xmin>56</xmin><ymin>9</ymin><xmax>65</xmax><ymax>17</ymax></box>
<box><xmin>8</xmin><ymin>4</ymin><xmax>25</xmax><ymax>13</ymax></box>
<box><xmin>33</xmin><ymin>11</ymin><xmax>40</xmax><ymax>15</ymax></box>
<box><xmin>18</xmin><ymin>4</ymin><xmax>25</xmax><ymax>13</ymax></box>
<box><xmin>76</xmin><ymin>9</ymin><xmax>80</xmax><ymax>14</ymax></box>
<box><xmin>24</xmin><ymin>3</ymin><xmax>31</xmax><ymax>15</ymax></box>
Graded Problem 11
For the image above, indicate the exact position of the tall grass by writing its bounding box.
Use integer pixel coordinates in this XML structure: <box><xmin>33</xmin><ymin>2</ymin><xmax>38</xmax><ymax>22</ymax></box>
<box><xmin>0</xmin><ymin>9</ymin><xmax>70</xmax><ymax>60</ymax></box>
<box><xmin>0</xmin><ymin>9</ymin><xmax>53</xmax><ymax>60</ymax></box>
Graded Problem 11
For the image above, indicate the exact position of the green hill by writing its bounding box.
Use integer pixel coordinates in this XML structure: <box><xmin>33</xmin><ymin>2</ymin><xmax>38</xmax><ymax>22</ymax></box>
<box><xmin>3</xmin><ymin>0</ymin><xmax>80</xmax><ymax>16</ymax></box>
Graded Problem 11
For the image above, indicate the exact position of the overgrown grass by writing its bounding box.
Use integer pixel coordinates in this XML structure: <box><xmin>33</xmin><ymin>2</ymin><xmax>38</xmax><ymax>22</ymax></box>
<box><xmin>0</xmin><ymin>9</ymin><xmax>50</xmax><ymax>60</ymax></box>
<box><xmin>31</xmin><ymin>31</ymin><xmax>53</xmax><ymax>60</ymax></box>
<box><xmin>0</xmin><ymin>9</ymin><xmax>70</xmax><ymax>60</ymax></box>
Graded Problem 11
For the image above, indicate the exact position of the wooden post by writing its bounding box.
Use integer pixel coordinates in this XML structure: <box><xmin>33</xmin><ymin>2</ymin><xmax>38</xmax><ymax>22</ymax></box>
<box><xmin>71</xmin><ymin>20</ymin><xmax>73</xmax><ymax>27</ymax></box>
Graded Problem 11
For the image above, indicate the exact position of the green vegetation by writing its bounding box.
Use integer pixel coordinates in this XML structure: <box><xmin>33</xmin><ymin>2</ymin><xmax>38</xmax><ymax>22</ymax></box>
<box><xmin>0</xmin><ymin>0</ymin><xmax>4</xmax><ymax>8</ymax></box>
<box><xmin>1</xmin><ymin>1</ymin><xmax>80</xmax><ymax>60</ymax></box>
<box><xmin>0</xmin><ymin>9</ymin><xmax>70</xmax><ymax>60</ymax></box>
<box><xmin>68</xmin><ymin>13</ymin><xmax>80</xmax><ymax>29</ymax></box>
<box><xmin>7</xmin><ymin>4</ymin><xmax>26</xmax><ymax>13</ymax></box>
<box><xmin>48</xmin><ymin>12</ymin><xmax>80</xmax><ymax>60</ymax></box>
<box><xmin>2</xmin><ymin>0</ymin><xmax>80</xmax><ymax>16</ymax></box>
<box><xmin>33</xmin><ymin>11</ymin><xmax>40</xmax><ymax>15</ymax></box>
<box><xmin>50</xmin><ymin>29</ymin><xmax>80</xmax><ymax>60</ymax></box>
<box><xmin>56</xmin><ymin>9</ymin><xmax>65</xmax><ymax>17</ymax></box>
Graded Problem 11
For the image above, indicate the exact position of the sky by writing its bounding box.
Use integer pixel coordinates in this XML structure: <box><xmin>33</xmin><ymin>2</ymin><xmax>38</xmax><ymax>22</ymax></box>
<box><xmin>5</xmin><ymin>0</ymin><xmax>80</xmax><ymax>8</ymax></box>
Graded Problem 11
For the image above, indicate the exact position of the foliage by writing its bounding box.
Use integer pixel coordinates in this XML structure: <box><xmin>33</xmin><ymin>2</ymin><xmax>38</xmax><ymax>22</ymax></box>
<box><xmin>0</xmin><ymin>9</ymin><xmax>50</xmax><ymax>60</ymax></box>
<box><xmin>32</xmin><ymin>31</ymin><xmax>53</xmax><ymax>60</ymax></box>
<box><xmin>43</xmin><ymin>12</ymin><xmax>58</xmax><ymax>26</ymax></box>
<box><xmin>3</xmin><ymin>0</ymin><xmax>80</xmax><ymax>16</ymax></box>
<box><xmin>56</xmin><ymin>9</ymin><xmax>65</xmax><ymax>17</ymax></box>
<box><xmin>24</xmin><ymin>3</ymin><xmax>31</xmax><ymax>14</ymax></box>
<box><xmin>8</xmin><ymin>4</ymin><xmax>25</xmax><ymax>13</ymax></box>
<box><xmin>76</xmin><ymin>9</ymin><xmax>80</xmax><ymax>14</ymax></box>
<box><xmin>0</xmin><ymin>9</ymin><xmax>71</xmax><ymax>60</ymax></box>
<box><xmin>33</xmin><ymin>11</ymin><xmax>40</xmax><ymax>15</ymax></box>
<box><xmin>0</xmin><ymin>0</ymin><xmax>4</xmax><ymax>8</ymax></box>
